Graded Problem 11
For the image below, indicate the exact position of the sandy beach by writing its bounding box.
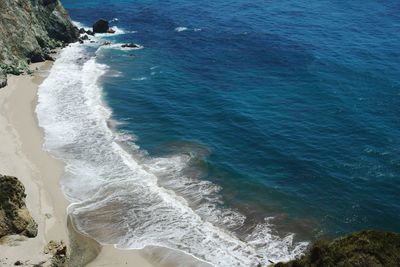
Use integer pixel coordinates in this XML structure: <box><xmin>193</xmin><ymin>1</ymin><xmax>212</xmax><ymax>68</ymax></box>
<box><xmin>0</xmin><ymin>60</ymin><xmax>153</xmax><ymax>266</ymax></box>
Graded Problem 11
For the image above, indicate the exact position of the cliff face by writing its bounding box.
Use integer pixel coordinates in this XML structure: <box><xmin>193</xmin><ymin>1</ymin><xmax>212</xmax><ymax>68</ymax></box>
<box><xmin>0</xmin><ymin>175</ymin><xmax>38</xmax><ymax>238</ymax></box>
<box><xmin>0</xmin><ymin>0</ymin><xmax>78</xmax><ymax>82</ymax></box>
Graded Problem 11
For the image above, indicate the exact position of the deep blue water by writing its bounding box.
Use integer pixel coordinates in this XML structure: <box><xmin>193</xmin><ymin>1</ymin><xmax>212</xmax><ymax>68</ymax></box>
<box><xmin>62</xmin><ymin>0</ymin><xmax>400</xmax><ymax>244</ymax></box>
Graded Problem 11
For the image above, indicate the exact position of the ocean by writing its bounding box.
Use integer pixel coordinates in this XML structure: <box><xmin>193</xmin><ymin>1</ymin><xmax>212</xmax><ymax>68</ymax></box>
<box><xmin>36</xmin><ymin>0</ymin><xmax>400</xmax><ymax>266</ymax></box>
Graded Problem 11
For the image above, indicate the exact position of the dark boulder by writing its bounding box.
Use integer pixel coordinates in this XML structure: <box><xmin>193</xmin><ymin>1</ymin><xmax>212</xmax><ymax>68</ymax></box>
<box><xmin>92</xmin><ymin>19</ymin><xmax>109</xmax><ymax>33</ymax></box>
<box><xmin>79</xmin><ymin>28</ymin><xmax>86</xmax><ymax>34</ymax></box>
<box><xmin>86</xmin><ymin>30</ymin><xmax>94</xmax><ymax>36</ymax></box>
<box><xmin>107</xmin><ymin>28</ymin><xmax>116</xmax><ymax>34</ymax></box>
<box><xmin>29</xmin><ymin>51</ymin><xmax>46</xmax><ymax>63</ymax></box>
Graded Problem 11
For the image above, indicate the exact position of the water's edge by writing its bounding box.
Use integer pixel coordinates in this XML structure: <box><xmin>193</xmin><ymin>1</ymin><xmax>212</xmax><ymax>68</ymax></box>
<box><xmin>36</xmin><ymin>32</ymin><xmax>307</xmax><ymax>266</ymax></box>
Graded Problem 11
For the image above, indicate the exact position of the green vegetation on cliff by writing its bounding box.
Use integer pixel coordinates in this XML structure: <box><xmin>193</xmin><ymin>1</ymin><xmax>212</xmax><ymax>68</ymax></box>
<box><xmin>274</xmin><ymin>230</ymin><xmax>400</xmax><ymax>267</ymax></box>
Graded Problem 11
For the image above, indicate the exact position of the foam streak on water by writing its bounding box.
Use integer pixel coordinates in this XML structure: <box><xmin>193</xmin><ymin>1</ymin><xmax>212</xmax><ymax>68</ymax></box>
<box><xmin>36</xmin><ymin>43</ymin><xmax>307</xmax><ymax>266</ymax></box>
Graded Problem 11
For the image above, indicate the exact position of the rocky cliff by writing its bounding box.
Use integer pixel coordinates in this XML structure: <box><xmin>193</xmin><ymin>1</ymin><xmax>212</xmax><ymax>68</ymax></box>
<box><xmin>0</xmin><ymin>0</ymin><xmax>78</xmax><ymax>86</ymax></box>
<box><xmin>0</xmin><ymin>174</ymin><xmax>38</xmax><ymax>238</ymax></box>
<box><xmin>274</xmin><ymin>230</ymin><xmax>400</xmax><ymax>267</ymax></box>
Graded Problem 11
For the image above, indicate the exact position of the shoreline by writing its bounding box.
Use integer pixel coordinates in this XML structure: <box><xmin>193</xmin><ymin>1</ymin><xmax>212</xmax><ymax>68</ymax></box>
<box><xmin>0</xmin><ymin>59</ymin><xmax>153</xmax><ymax>266</ymax></box>
<box><xmin>0</xmin><ymin>61</ymin><xmax>67</xmax><ymax>265</ymax></box>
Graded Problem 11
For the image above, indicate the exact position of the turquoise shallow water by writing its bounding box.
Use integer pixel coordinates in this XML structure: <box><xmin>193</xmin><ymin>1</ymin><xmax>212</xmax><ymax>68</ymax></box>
<box><xmin>45</xmin><ymin>0</ymin><xmax>400</xmax><ymax>264</ymax></box>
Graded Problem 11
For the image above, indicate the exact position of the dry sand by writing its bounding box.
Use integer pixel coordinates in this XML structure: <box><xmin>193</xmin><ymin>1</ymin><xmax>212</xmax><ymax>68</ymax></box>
<box><xmin>0</xmin><ymin>61</ymin><xmax>153</xmax><ymax>266</ymax></box>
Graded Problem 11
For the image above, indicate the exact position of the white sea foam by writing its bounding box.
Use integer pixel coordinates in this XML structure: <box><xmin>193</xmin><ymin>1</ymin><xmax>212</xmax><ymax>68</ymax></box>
<box><xmin>175</xmin><ymin>26</ymin><xmax>188</xmax><ymax>32</ymax></box>
<box><xmin>36</xmin><ymin>41</ymin><xmax>307</xmax><ymax>267</ymax></box>
<box><xmin>107</xmin><ymin>70</ymin><xmax>123</xmax><ymax>77</ymax></box>
<box><xmin>132</xmin><ymin>77</ymin><xmax>148</xmax><ymax>81</ymax></box>
<box><xmin>72</xmin><ymin>20</ymin><xmax>90</xmax><ymax>31</ymax></box>
<box><xmin>175</xmin><ymin>27</ymin><xmax>202</xmax><ymax>32</ymax></box>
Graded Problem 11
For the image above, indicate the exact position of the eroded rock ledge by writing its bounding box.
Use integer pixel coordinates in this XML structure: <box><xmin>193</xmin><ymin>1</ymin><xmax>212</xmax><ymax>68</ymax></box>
<box><xmin>0</xmin><ymin>174</ymin><xmax>38</xmax><ymax>238</ymax></box>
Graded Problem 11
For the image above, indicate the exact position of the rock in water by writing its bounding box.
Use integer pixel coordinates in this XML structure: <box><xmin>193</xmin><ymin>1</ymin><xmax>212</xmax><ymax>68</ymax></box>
<box><xmin>0</xmin><ymin>175</ymin><xmax>38</xmax><ymax>238</ymax></box>
<box><xmin>0</xmin><ymin>70</ymin><xmax>7</xmax><ymax>88</ymax></box>
<box><xmin>121</xmin><ymin>43</ymin><xmax>140</xmax><ymax>48</ymax></box>
<box><xmin>92</xmin><ymin>19</ymin><xmax>109</xmax><ymax>33</ymax></box>
<box><xmin>274</xmin><ymin>230</ymin><xmax>400</xmax><ymax>267</ymax></box>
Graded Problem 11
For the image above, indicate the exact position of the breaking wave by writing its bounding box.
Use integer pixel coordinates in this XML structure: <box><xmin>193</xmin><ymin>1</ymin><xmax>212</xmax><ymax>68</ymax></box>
<box><xmin>36</xmin><ymin>42</ymin><xmax>307</xmax><ymax>266</ymax></box>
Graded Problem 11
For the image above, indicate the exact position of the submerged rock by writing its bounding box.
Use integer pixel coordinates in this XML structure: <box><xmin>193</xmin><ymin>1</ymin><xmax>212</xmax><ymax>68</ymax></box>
<box><xmin>121</xmin><ymin>43</ymin><xmax>140</xmax><ymax>48</ymax></box>
<box><xmin>0</xmin><ymin>175</ymin><xmax>38</xmax><ymax>238</ymax></box>
<box><xmin>92</xmin><ymin>19</ymin><xmax>109</xmax><ymax>33</ymax></box>
<box><xmin>274</xmin><ymin>230</ymin><xmax>400</xmax><ymax>267</ymax></box>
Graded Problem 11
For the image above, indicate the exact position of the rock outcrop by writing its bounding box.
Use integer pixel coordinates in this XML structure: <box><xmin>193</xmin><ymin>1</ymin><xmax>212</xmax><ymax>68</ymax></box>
<box><xmin>0</xmin><ymin>0</ymin><xmax>79</xmax><ymax>87</ymax></box>
<box><xmin>274</xmin><ymin>230</ymin><xmax>400</xmax><ymax>267</ymax></box>
<box><xmin>0</xmin><ymin>175</ymin><xmax>38</xmax><ymax>238</ymax></box>
<box><xmin>44</xmin><ymin>240</ymin><xmax>68</xmax><ymax>266</ymax></box>
<box><xmin>92</xmin><ymin>19</ymin><xmax>109</xmax><ymax>33</ymax></box>
<box><xmin>0</xmin><ymin>70</ymin><xmax>7</xmax><ymax>88</ymax></box>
